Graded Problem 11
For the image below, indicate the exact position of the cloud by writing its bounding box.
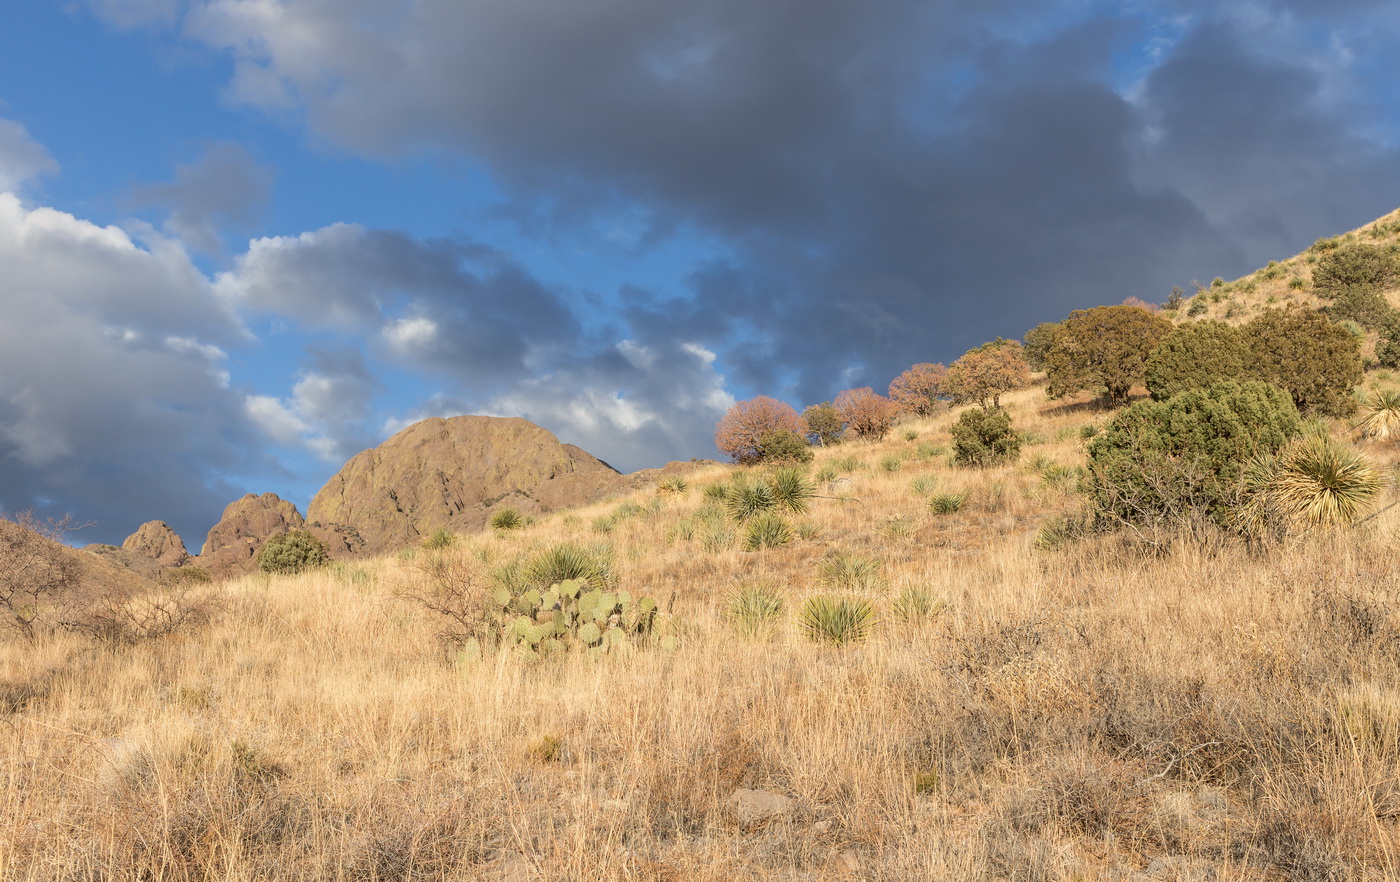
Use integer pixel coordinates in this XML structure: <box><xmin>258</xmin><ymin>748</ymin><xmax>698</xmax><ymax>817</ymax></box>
<box><xmin>245</xmin><ymin>347</ymin><xmax>381</xmax><ymax>463</ymax></box>
<box><xmin>172</xmin><ymin>0</ymin><xmax>1400</xmax><ymax>403</ymax></box>
<box><xmin>218</xmin><ymin>222</ymin><xmax>579</xmax><ymax>385</ymax></box>
<box><xmin>0</xmin><ymin>118</ymin><xmax>59</xmax><ymax>192</ymax></box>
<box><xmin>134</xmin><ymin>141</ymin><xmax>273</xmax><ymax>254</ymax></box>
<box><xmin>0</xmin><ymin>193</ymin><xmax>258</xmax><ymax>545</ymax></box>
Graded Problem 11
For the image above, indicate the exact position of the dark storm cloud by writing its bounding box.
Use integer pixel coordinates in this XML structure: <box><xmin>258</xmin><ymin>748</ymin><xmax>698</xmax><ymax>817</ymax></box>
<box><xmin>183</xmin><ymin>0</ymin><xmax>1400</xmax><ymax>410</ymax></box>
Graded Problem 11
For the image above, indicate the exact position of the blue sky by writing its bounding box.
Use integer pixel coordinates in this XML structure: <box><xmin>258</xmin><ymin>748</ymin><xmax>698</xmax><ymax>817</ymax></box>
<box><xmin>2</xmin><ymin>0</ymin><xmax>1399</xmax><ymax>547</ymax></box>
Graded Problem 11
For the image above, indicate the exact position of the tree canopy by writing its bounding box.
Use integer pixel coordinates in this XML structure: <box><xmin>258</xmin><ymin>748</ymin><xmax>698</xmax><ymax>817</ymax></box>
<box><xmin>1044</xmin><ymin>305</ymin><xmax>1174</xmax><ymax>406</ymax></box>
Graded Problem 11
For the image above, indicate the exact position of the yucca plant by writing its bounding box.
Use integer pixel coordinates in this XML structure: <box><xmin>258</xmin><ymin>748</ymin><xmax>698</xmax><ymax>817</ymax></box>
<box><xmin>1358</xmin><ymin>388</ymin><xmax>1400</xmax><ymax>441</ymax></box>
<box><xmin>489</xmin><ymin>507</ymin><xmax>523</xmax><ymax>531</ymax></box>
<box><xmin>656</xmin><ymin>476</ymin><xmax>688</xmax><ymax>494</ymax></box>
<box><xmin>818</xmin><ymin>551</ymin><xmax>884</xmax><ymax>592</ymax></box>
<box><xmin>1268</xmin><ymin>433</ymin><xmax>1383</xmax><ymax>526</ymax></box>
<box><xmin>524</xmin><ymin>543</ymin><xmax>614</xmax><ymax>591</ymax></box>
<box><xmin>768</xmin><ymin>467</ymin><xmax>814</xmax><ymax>514</ymax></box>
<box><xmin>880</xmin><ymin>455</ymin><xmax>904</xmax><ymax>472</ymax></box>
<box><xmin>726</xmin><ymin>479</ymin><xmax>776</xmax><ymax>521</ymax></box>
<box><xmin>726</xmin><ymin>583</ymin><xmax>785</xmax><ymax>638</ymax></box>
<box><xmin>929</xmin><ymin>492</ymin><xmax>968</xmax><ymax>515</ymax></box>
<box><xmin>909</xmin><ymin>475</ymin><xmax>938</xmax><ymax>496</ymax></box>
<box><xmin>422</xmin><ymin>527</ymin><xmax>455</xmax><ymax>548</ymax></box>
<box><xmin>798</xmin><ymin>595</ymin><xmax>878</xmax><ymax>645</ymax></box>
<box><xmin>743</xmin><ymin>512</ymin><xmax>793</xmax><ymax>551</ymax></box>
<box><xmin>702</xmin><ymin>482</ymin><xmax>731</xmax><ymax>502</ymax></box>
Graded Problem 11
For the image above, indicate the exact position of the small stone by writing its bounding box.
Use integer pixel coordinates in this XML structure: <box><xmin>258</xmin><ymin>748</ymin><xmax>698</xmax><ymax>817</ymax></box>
<box><xmin>812</xmin><ymin>819</ymin><xmax>833</xmax><ymax>834</ymax></box>
<box><xmin>725</xmin><ymin>788</ymin><xmax>794</xmax><ymax>826</ymax></box>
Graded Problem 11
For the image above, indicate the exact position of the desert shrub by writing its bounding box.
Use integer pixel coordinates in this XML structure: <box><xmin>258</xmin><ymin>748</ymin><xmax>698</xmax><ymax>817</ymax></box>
<box><xmin>522</xmin><ymin>543</ymin><xmax>614</xmax><ymax>593</ymax></box>
<box><xmin>715</xmin><ymin>396</ymin><xmax>807</xmax><ymax>464</ymax></box>
<box><xmin>1085</xmin><ymin>381</ymin><xmax>1301</xmax><ymax>532</ymax></box>
<box><xmin>755</xmin><ymin>428</ymin><xmax>814</xmax><ymax>464</ymax></box>
<box><xmin>1022</xmin><ymin>322</ymin><xmax>1062</xmax><ymax>371</ymax></box>
<box><xmin>1256</xmin><ymin>432</ymin><xmax>1382</xmax><ymax>527</ymax></box>
<box><xmin>888</xmin><ymin>362</ymin><xmax>949</xmax><ymax>417</ymax></box>
<box><xmin>1186</xmin><ymin>297</ymin><xmax>1208</xmax><ymax>317</ymax></box>
<box><xmin>880</xmin><ymin>454</ymin><xmax>903</xmax><ymax>472</ymax></box>
<box><xmin>0</xmin><ymin>513</ymin><xmax>82</xmax><ymax>641</ymax></box>
<box><xmin>891</xmin><ymin>585</ymin><xmax>945</xmax><ymax>625</ymax></box>
<box><xmin>1044</xmin><ymin>304</ymin><xmax>1174</xmax><ymax>406</ymax></box>
<box><xmin>798</xmin><ymin>595</ymin><xmax>877</xmax><ymax>645</ymax></box>
<box><xmin>257</xmin><ymin>531</ymin><xmax>329</xmax><ymax>575</ymax></box>
<box><xmin>725</xmin><ymin>584</ymin><xmax>785</xmax><ymax>638</ymax></box>
<box><xmin>1326</xmin><ymin>286</ymin><xmax>1397</xmax><ymax>331</ymax></box>
<box><xmin>422</xmin><ymin>527</ymin><xmax>455</xmax><ymax>549</ymax></box>
<box><xmin>1144</xmin><ymin>321</ymin><xmax>1247</xmax><ymax>400</ymax></box>
<box><xmin>802</xmin><ymin>402</ymin><xmax>846</xmax><ymax>446</ymax></box>
<box><xmin>946</xmin><ymin>338</ymin><xmax>1032</xmax><ymax>409</ymax></box>
<box><xmin>1243</xmin><ymin>308</ymin><xmax>1363</xmax><ymax>416</ymax></box>
<box><xmin>656</xmin><ymin>476</ymin><xmax>688</xmax><ymax>495</ymax></box>
<box><xmin>817</xmin><ymin>551</ymin><xmax>885</xmax><ymax>592</ymax></box>
<box><xmin>834</xmin><ymin>387</ymin><xmax>897</xmax><ymax>439</ymax></box>
<box><xmin>725</xmin><ymin>479</ymin><xmax>777</xmax><ymax>521</ymax></box>
<box><xmin>951</xmin><ymin>407</ymin><xmax>1021</xmax><ymax>467</ymax></box>
<box><xmin>1033</xmin><ymin>513</ymin><xmax>1089</xmax><ymax>550</ymax></box>
<box><xmin>1312</xmin><ymin>242</ymin><xmax>1400</xmax><ymax>299</ymax></box>
<box><xmin>767</xmin><ymin>467</ymin><xmax>814</xmax><ymax>513</ymax></box>
<box><xmin>929</xmin><ymin>492</ymin><xmax>968</xmax><ymax>514</ymax></box>
<box><xmin>743</xmin><ymin>512</ymin><xmax>793</xmax><ymax>551</ymax></box>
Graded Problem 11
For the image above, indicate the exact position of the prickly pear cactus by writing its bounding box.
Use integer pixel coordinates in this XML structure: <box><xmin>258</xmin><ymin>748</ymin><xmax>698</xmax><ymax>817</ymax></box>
<box><xmin>492</xmin><ymin>577</ymin><xmax>662</xmax><ymax>656</ymax></box>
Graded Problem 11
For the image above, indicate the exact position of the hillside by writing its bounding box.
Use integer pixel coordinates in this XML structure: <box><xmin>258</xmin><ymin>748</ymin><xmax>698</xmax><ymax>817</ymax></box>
<box><xmin>1171</xmin><ymin>207</ymin><xmax>1400</xmax><ymax>331</ymax></box>
<box><xmin>6</xmin><ymin>379</ymin><xmax>1400</xmax><ymax>880</ymax></box>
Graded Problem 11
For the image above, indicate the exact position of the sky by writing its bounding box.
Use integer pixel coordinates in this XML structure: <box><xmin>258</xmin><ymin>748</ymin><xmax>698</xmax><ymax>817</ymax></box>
<box><xmin>2</xmin><ymin>0</ymin><xmax>1400</xmax><ymax>548</ymax></box>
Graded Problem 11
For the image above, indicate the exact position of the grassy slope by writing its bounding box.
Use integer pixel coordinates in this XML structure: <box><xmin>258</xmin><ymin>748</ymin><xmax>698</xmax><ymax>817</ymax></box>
<box><xmin>5</xmin><ymin>383</ymin><xmax>1400</xmax><ymax>880</ymax></box>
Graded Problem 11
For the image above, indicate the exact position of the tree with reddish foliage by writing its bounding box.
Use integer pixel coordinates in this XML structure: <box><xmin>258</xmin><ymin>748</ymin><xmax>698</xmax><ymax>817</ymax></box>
<box><xmin>888</xmin><ymin>363</ymin><xmax>948</xmax><ymax>417</ymax></box>
<box><xmin>945</xmin><ymin>339</ymin><xmax>1032</xmax><ymax>410</ymax></box>
<box><xmin>834</xmin><ymin>387</ymin><xmax>896</xmax><ymax>439</ymax></box>
<box><xmin>714</xmin><ymin>396</ymin><xmax>808</xmax><ymax>464</ymax></box>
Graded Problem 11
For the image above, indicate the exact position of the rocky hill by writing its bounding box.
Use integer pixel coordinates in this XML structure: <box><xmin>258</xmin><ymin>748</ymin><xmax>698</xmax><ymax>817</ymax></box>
<box><xmin>306</xmin><ymin>415</ymin><xmax>635</xmax><ymax>554</ymax></box>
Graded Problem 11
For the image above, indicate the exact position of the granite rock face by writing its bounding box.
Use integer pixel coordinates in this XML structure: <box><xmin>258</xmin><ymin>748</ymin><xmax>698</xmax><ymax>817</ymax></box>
<box><xmin>121</xmin><ymin>520</ymin><xmax>190</xmax><ymax>569</ymax></box>
<box><xmin>306</xmin><ymin>416</ymin><xmax>628</xmax><ymax>554</ymax></box>
<box><xmin>198</xmin><ymin>492</ymin><xmax>307</xmax><ymax>578</ymax></box>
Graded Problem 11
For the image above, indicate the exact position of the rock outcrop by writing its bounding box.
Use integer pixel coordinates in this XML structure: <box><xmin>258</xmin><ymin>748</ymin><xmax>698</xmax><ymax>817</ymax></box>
<box><xmin>198</xmin><ymin>493</ymin><xmax>307</xmax><ymax>578</ymax></box>
<box><xmin>121</xmin><ymin>521</ymin><xmax>190</xmax><ymax>569</ymax></box>
<box><xmin>307</xmin><ymin>416</ymin><xmax>629</xmax><ymax>554</ymax></box>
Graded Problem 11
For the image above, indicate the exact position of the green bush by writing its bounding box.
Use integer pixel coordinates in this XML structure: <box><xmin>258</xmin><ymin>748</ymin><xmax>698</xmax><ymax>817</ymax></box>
<box><xmin>1326</xmin><ymin>286</ymin><xmax>1396</xmax><ymax>331</ymax></box>
<box><xmin>1243</xmin><ymin>308</ymin><xmax>1363</xmax><ymax>416</ymax></box>
<box><xmin>1085</xmin><ymin>381</ymin><xmax>1301</xmax><ymax>531</ymax></box>
<box><xmin>1144</xmin><ymin>321</ymin><xmax>1247</xmax><ymax>400</ymax></box>
<box><xmin>257</xmin><ymin>530</ymin><xmax>330</xmax><ymax>575</ymax></box>
<box><xmin>951</xmin><ymin>407</ymin><xmax>1021</xmax><ymax>467</ymax></box>
<box><xmin>490</xmin><ymin>507</ymin><xmax>524</xmax><ymax>531</ymax></box>
<box><xmin>1312</xmin><ymin>243</ymin><xmax>1400</xmax><ymax>300</ymax></box>
<box><xmin>755</xmin><ymin>428</ymin><xmax>814</xmax><ymax>464</ymax></box>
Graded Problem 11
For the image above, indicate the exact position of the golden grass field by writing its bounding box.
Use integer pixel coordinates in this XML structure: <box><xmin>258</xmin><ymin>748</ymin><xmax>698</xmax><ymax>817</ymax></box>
<box><xmin>5</xmin><ymin>385</ymin><xmax>1400</xmax><ymax>880</ymax></box>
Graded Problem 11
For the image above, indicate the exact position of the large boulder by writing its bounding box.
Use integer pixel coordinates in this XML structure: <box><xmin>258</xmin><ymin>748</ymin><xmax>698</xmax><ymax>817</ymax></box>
<box><xmin>306</xmin><ymin>416</ymin><xmax>629</xmax><ymax>554</ymax></box>
<box><xmin>121</xmin><ymin>520</ymin><xmax>190</xmax><ymax>569</ymax></box>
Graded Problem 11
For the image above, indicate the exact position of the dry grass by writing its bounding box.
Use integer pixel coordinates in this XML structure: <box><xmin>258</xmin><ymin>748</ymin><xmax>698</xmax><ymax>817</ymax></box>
<box><xmin>5</xmin><ymin>388</ymin><xmax>1400</xmax><ymax>879</ymax></box>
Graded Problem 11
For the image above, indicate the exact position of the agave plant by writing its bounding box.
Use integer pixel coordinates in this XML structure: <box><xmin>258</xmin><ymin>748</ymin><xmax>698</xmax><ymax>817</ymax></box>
<box><xmin>798</xmin><ymin>595</ymin><xmax>878</xmax><ymax>645</ymax></box>
<box><xmin>1268</xmin><ymin>433</ymin><xmax>1383</xmax><ymax>526</ymax></box>
<box><xmin>1358</xmin><ymin>388</ymin><xmax>1400</xmax><ymax>441</ymax></box>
